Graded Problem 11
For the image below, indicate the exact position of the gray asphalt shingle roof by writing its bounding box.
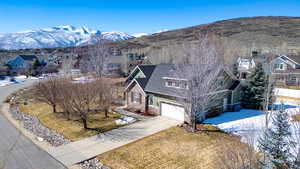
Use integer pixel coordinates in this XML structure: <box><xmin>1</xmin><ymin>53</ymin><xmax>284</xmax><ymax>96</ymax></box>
<box><xmin>144</xmin><ymin>64</ymin><xmax>188</xmax><ymax>98</ymax></box>
<box><xmin>138</xmin><ymin>65</ymin><xmax>156</xmax><ymax>78</ymax></box>
<box><xmin>128</xmin><ymin>64</ymin><xmax>239</xmax><ymax>98</ymax></box>
<box><xmin>19</xmin><ymin>55</ymin><xmax>37</xmax><ymax>61</ymax></box>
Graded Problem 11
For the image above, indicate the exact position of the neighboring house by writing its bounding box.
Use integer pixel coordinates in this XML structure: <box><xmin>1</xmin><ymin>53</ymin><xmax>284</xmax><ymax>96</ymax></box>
<box><xmin>7</xmin><ymin>55</ymin><xmax>38</xmax><ymax>74</ymax></box>
<box><xmin>267</xmin><ymin>55</ymin><xmax>300</xmax><ymax>86</ymax></box>
<box><xmin>0</xmin><ymin>65</ymin><xmax>8</xmax><ymax>76</ymax></box>
<box><xmin>237</xmin><ymin>57</ymin><xmax>256</xmax><ymax>80</ymax></box>
<box><xmin>125</xmin><ymin>64</ymin><xmax>242</xmax><ymax>122</ymax></box>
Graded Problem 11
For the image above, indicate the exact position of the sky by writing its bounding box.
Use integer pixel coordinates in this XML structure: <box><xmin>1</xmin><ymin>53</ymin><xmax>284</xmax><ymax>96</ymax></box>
<box><xmin>0</xmin><ymin>0</ymin><xmax>300</xmax><ymax>34</ymax></box>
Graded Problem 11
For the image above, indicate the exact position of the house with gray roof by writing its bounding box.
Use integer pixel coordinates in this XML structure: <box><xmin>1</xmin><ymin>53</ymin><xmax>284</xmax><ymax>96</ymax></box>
<box><xmin>125</xmin><ymin>64</ymin><xmax>242</xmax><ymax>122</ymax></box>
<box><xmin>265</xmin><ymin>55</ymin><xmax>300</xmax><ymax>86</ymax></box>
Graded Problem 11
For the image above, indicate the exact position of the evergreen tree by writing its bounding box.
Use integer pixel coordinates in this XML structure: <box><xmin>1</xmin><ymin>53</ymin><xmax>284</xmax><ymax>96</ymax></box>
<box><xmin>258</xmin><ymin>109</ymin><xmax>296</xmax><ymax>169</ymax></box>
<box><xmin>32</xmin><ymin>58</ymin><xmax>41</xmax><ymax>75</ymax></box>
<box><xmin>33</xmin><ymin>58</ymin><xmax>41</xmax><ymax>70</ymax></box>
<box><xmin>241</xmin><ymin>63</ymin><xmax>266</xmax><ymax>109</ymax></box>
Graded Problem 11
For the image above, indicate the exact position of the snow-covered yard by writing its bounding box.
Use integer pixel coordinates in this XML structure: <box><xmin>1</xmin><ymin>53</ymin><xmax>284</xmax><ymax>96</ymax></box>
<box><xmin>204</xmin><ymin>104</ymin><xmax>300</xmax><ymax>151</ymax></box>
<box><xmin>274</xmin><ymin>88</ymin><xmax>300</xmax><ymax>98</ymax></box>
<box><xmin>0</xmin><ymin>75</ymin><xmax>36</xmax><ymax>87</ymax></box>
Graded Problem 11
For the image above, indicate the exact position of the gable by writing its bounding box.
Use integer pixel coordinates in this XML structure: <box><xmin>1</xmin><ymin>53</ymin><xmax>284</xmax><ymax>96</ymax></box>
<box><xmin>125</xmin><ymin>79</ymin><xmax>146</xmax><ymax>96</ymax></box>
<box><xmin>271</xmin><ymin>56</ymin><xmax>297</xmax><ymax>69</ymax></box>
<box><xmin>126</xmin><ymin>65</ymin><xmax>156</xmax><ymax>83</ymax></box>
<box><xmin>7</xmin><ymin>56</ymin><xmax>26</xmax><ymax>67</ymax></box>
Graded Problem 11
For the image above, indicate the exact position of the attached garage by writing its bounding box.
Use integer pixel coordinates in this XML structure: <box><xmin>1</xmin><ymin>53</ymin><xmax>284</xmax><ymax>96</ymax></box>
<box><xmin>161</xmin><ymin>102</ymin><xmax>185</xmax><ymax>121</ymax></box>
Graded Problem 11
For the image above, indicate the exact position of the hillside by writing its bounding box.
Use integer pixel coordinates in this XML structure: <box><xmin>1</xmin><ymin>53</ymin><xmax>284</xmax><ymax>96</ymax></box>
<box><xmin>111</xmin><ymin>16</ymin><xmax>300</xmax><ymax>51</ymax></box>
<box><xmin>1</xmin><ymin>16</ymin><xmax>300</xmax><ymax>67</ymax></box>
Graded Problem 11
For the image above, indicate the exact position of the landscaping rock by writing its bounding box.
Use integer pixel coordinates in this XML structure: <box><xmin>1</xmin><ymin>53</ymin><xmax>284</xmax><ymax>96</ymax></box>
<box><xmin>80</xmin><ymin>158</ymin><xmax>111</xmax><ymax>169</ymax></box>
<box><xmin>10</xmin><ymin>107</ymin><xmax>71</xmax><ymax>147</ymax></box>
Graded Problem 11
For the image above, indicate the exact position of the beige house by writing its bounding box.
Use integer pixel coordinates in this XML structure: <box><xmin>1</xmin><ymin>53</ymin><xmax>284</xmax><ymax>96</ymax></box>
<box><xmin>125</xmin><ymin>64</ymin><xmax>242</xmax><ymax>122</ymax></box>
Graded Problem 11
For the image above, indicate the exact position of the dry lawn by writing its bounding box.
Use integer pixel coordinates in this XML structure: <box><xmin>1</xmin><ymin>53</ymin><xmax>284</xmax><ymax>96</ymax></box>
<box><xmin>19</xmin><ymin>103</ymin><xmax>124</xmax><ymax>141</ymax></box>
<box><xmin>97</xmin><ymin>126</ymin><xmax>253</xmax><ymax>169</ymax></box>
<box><xmin>292</xmin><ymin>114</ymin><xmax>300</xmax><ymax>122</ymax></box>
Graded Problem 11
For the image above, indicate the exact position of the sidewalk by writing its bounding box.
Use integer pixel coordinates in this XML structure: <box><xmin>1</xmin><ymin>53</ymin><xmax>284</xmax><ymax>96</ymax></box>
<box><xmin>49</xmin><ymin>116</ymin><xmax>180</xmax><ymax>166</ymax></box>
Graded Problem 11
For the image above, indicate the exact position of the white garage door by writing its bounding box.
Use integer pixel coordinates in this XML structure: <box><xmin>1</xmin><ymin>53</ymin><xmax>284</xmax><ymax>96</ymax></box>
<box><xmin>161</xmin><ymin>103</ymin><xmax>185</xmax><ymax>121</ymax></box>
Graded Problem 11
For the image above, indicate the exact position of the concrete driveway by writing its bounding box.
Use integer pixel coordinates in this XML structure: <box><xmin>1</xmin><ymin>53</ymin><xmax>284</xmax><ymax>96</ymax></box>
<box><xmin>49</xmin><ymin>116</ymin><xmax>180</xmax><ymax>166</ymax></box>
<box><xmin>0</xmin><ymin>80</ymin><xmax>66</xmax><ymax>169</ymax></box>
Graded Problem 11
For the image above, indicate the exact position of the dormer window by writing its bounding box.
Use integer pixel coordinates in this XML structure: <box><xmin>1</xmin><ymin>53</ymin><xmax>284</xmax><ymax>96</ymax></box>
<box><xmin>275</xmin><ymin>63</ymin><xmax>284</xmax><ymax>70</ymax></box>
<box><xmin>163</xmin><ymin>77</ymin><xmax>189</xmax><ymax>89</ymax></box>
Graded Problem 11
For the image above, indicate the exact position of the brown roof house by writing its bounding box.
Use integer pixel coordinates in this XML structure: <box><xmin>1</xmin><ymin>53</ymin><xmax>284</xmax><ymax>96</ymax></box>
<box><xmin>125</xmin><ymin>64</ymin><xmax>242</xmax><ymax>122</ymax></box>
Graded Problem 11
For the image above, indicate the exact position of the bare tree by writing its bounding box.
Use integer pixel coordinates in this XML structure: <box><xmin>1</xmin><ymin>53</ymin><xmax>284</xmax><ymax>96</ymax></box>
<box><xmin>60</xmin><ymin>57</ymin><xmax>74</xmax><ymax>75</ymax></box>
<box><xmin>80</xmin><ymin>35</ymin><xmax>111</xmax><ymax>77</ymax></box>
<box><xmin>95</xmin><ymin>78</ymin><xmax>116</xmax><ymax>118</ymax></box>
<box><xmin>56</xmin><ymin>78</ymin><xmax>74</xmax><ymax>120</ymax></box>
<box><xmin>172</xmin><ymin>33</ymin><xmax>226</xmax><ymax>132</ymax></box>
<box><xmin>263</xmin><ymin>74</ymin><xmax>276</xmax><ymax>127</ymax></box>
<box><xmin>33</xmin><ymin>78</ymin><xmax>62</xmax><ymax>113</ymax></box>
<box><xmin>66</xmin><ymin>80</ymin><xmax>99</xmax><ymax>129</ymax></box>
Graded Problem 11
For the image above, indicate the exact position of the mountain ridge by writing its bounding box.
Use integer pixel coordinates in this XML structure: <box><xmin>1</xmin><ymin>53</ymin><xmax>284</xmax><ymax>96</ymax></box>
<box><xmin>0</xmin><ymin>25</ymin><xmax>135</xmax><ymax>50</ymax></box>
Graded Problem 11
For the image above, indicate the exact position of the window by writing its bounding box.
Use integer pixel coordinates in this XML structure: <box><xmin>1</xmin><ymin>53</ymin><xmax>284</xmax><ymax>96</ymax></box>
<box><xmin>131</xmin><ymin>92</ymin><xmax>141</xmax><ymax>104</ymax></box>
<box><xmin>174</xmin><ymin>81</ymin><xmax>180</xmax><ymax>87</ymax></box>
<box><xmin>166</xmin><ymin>81</ymin><xmax>173</xmax><ymax>87</ymax></box>
<box><xmin>252</xmin><ymin>51</ymin><xmax>258</xmax><ymax>57</ymax></box>
<box><xmin>291</xmin><ymin>76</ymin><xmax>297</xmax><ymax>81</ymax></box>
<box><xmin>165</xmin><ymin>79</ymin><xmax>189</xmax><ymax>89</ymax></box>
<box><xmin>279</xmin><ymin>64</ymin><xmax>284</xmax><ymax>69</ymax></box>
<box><xmin>275</xmin><ymin>63</ymin><xmax>284</xmax><ymax>70</ymax></box>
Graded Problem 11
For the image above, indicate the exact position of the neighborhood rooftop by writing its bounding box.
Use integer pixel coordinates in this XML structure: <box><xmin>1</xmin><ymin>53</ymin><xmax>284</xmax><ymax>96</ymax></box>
<box><xmin>19</xmin><ymin>55</ymin><xmax>37</xmax><ymax>61</ymax></box>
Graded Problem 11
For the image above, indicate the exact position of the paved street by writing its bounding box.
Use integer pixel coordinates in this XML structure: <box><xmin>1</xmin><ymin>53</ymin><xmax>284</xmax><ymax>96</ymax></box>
<box><xmin>0</xmin><ymin>80</ymin><xmax>66</xmax><ymax>169</ymax></box>
<box><xmin>49</xmin><ymin>116</ymin><xmax>180</xmax><ymax>166</ymax></box>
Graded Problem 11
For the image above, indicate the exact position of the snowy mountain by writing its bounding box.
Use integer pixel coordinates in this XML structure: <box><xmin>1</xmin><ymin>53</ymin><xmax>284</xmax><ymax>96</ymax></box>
<box><xmin>0</xmin><ymin>25</ymin><xmax>135</xmax><ymax>50</ymax></box>
<box><xmin>131</xmin><ymin>33</ymin><xmax>150</xmax><ymax>38</ymax></box>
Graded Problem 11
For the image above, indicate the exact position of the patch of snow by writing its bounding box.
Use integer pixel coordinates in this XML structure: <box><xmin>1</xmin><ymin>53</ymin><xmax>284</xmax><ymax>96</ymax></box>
<box><xmin>0</xmin><ymin>80</ymin><xmax>14</xmax><ymax>87</ymax></box>
<box><xmin>13</xmin><ymin>75</ymin><xmax>27</xmax><ymax>80</ymax></box>
<box><xmin>121</xmin><ymin>116</ymin><xmax>137</xmax><ymax>123</ymax></box>
<box><xmin>131</xmin><ymin>33</ymin><xmax>150</xmax><ymax>38</ymax></box>
<box><xmin>274</xmin><ymin>88</ymin><xmax>300</xmax><ymax>98</ymax></box>
<box><xmin>115</xmin><ymin>119</ymin><xmax>128</xmax><ymax>125</ymax></box>
<box><xmin>155</xmin><ymin>29</ymin><xmax>169</xmax><ymax>33</ymax></box>
<box><xmin>72</xmin><ymin>76</ymin><xmax>94</xmax><ymax>83</ymax></box>
<box><xmin>36</xmin><ymin>137</ymin><xmax>44</xmax><ymax>142</ymax></box>
<box><xmin>115</xmin><ymin>116</ymin><xmax>137</xmax><ymax>125</ymax></box>
<box><xmin>204</xmin><ymin>105</ymin><xmax>300</xmax><ymax>151</ymax></box>
<box><xmin>29</xmin><ymin>77</ymin><xmax>39</xmax><ymax>80</ymax></box>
